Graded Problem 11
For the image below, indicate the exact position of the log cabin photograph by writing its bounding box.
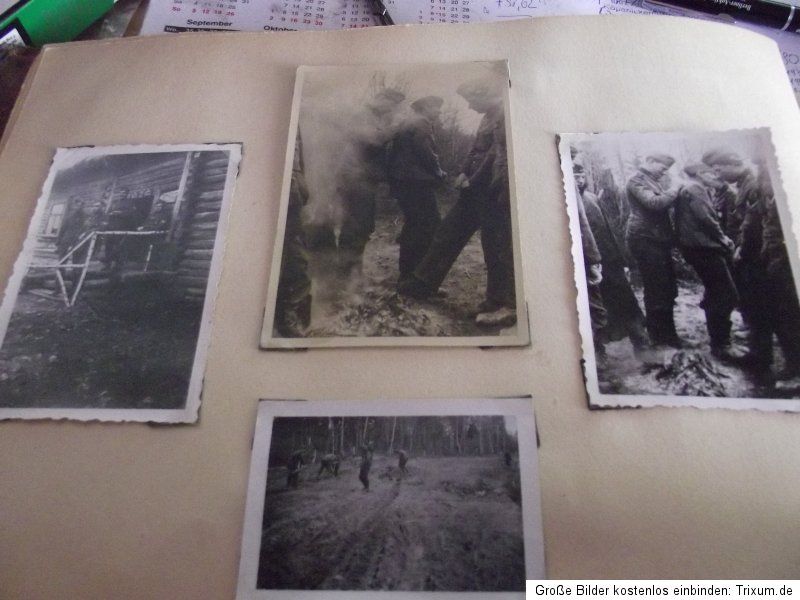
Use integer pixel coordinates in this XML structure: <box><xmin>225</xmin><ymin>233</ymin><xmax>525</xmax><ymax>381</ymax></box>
<box><xmin>0</xmin><ymin>144</ymin><xmax>241</xmax><ymax>421</ymax></box>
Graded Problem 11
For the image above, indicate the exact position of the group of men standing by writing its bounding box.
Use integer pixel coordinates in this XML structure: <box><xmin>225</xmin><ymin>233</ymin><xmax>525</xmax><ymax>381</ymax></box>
<box><xmin>576</xmin><ymin>147</ymin><xmax>800</xmax><ymax>385</ymax></box>
<box><xmin>274</xmin><ymin>74</ymin><xmax>518</xmax><ymax>336</ymax></box>
<box><xmin>55</xmin><ymin>188</ymin><xmax>174</xmax><ymax>273</ymax></box>
<box><xmin>395</xmin><ymin>79</ymin><xmax>517</xmax><ymax>328</ymax></box>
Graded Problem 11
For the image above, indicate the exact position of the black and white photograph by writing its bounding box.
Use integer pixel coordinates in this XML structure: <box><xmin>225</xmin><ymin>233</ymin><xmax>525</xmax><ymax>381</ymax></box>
<box><xmin>261</xmin><ymin>61</ymin><xmax>529</xmax><ymax>348</ymax></box>
<box><xmin>236</xmin><ymin>398</ymin><xmax>544</xmax><ymax>599</ymax></box>
<box><xmin>559</xmin><ymin>129</ymin><xmax>800</xmax><ymax>411</ymax></box>
<box><xmin>0</xmin><ymin>144</ymin><xmax>241</xmax><ymax>422</ymax></box>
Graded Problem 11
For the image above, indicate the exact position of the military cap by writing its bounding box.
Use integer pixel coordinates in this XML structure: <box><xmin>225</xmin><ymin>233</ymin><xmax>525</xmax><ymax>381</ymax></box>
<box><xmin>701</xmin><ymin>149</ymin><xmax>743</xmax><ymax>167</ymax></box>
<box><xmin>456</xmin><ymin>78</ymin><xmax>498</xmax><ymax>101</ymax></box>
<box><xmin>683</xmin><ymin>163</ymin><xmax>713</xmax><ymax>178</ymax></box>
<box><xmin>411</xmin><ymin>95</ymin><xmax>444</xmax><ymax>112</ymax></box>
<box><xmin>646</xmin><ymin>153</ymin><xmax>676</xmax><ymax>167</ymax></box>
<box><xmin>367</xmin><ymin>88</ymin><xmax>406</xmax><ymax>110</ymax></box>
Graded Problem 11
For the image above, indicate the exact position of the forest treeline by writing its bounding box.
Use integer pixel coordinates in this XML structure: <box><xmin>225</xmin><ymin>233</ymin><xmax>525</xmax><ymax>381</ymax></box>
<box><xmin>269</xmin><ymin>415</ymin><xmax>517</xmax><ymax>465</ymax></box>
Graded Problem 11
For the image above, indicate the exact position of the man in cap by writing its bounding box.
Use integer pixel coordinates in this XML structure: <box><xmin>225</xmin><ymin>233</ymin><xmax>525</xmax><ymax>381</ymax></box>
<box><xmin>358</xmin><ymin>443</ymin><xmax>374</xmax><ymax>491</ymax></box>
<box><xmin>387</xmin><ymin>95</ymin><xmax>447</xmax><ymax>285</ymax></box>
<box><xmin>625</xmin><ymin>153</ymin><xmax>681</xmax><ymax>347</ymax></box>
<box><xmin>399</xmin><ymin>78</ymin><xmax>517</xmax><ymax>328</ymax></box>
<box><xmin>674</xmin><ymin>163</ymin><xmax>740</xmax><ymax>360</ymax></box>
<box><xmin>286</xmin><ymin>449</ymin><xmax>306</xmax><ymax>489</ymax></box>
<box><xmin>576</xmin><ymin>164</ymin><xmax>648</xmax><ymax>358</ymax></box>
<box><xmin>705</xmin><ymin>150</ymin><xmax>800</xmax><ymax>379</ymax></box>
<box><xmin>760</xmin><ymin>179</ymin><xmax>800</xmax><ymax>381</ymax></box>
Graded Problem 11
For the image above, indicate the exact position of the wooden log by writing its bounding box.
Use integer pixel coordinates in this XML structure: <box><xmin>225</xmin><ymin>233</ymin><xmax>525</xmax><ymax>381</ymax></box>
<box><xmin>198</xmin><ymin>173</ymin><xmax>228</xmax><ymax>185</ymax></box>
<box><xmin>192</xmin><ymin>211</ymin><xmax>221</xmax><ymax>224</ymax></box>
<box><xmin>197</xmin><ymin>190</ymin><xmax>224</xmax><ymax>202</ymax></box>
<box><xmin>176</xmin><ymin>276</ymin><xmax>209</xmax><ymax>288</ymax></box>
<box><xmin>202</xmin><ymin>158</ymin><xmax>230</xmax><ymax>169</ymax></box>
<box><xmin>193</xmin><ymin>201</ymin><xmax>223</xmax><ymax>212</ymax></box>
<box><xmin>178</xmin><ymin>261</ymin><xmax>211</xmax><ymax>279</ymax></box>
<box><xmin>182</xmin><ymin>249</ymin><xmax>214</xmax><ymax>259</ymax></box>
<box><xmin>185</xmin><ymin>240</ymin><xmax>216</xmax><ymax>250</ymax></box>
<box><xmin>179</xmin><ymin>259</ymin><xmax>213</xmax><ymax>270</ymax></box>
<box><xmin>186</xmin><ymin>228</ymin><xmax>218</xmax><ymax>240</ymax></box>
<box><xmin>182</xmin><ymin>287</ymin><xmax>207</xmax><ymax>296</ymax></box>
<box><xmin>186</xmin><ymin>221</ymin><xmax>219</xmax><ymax>231</ymax></box>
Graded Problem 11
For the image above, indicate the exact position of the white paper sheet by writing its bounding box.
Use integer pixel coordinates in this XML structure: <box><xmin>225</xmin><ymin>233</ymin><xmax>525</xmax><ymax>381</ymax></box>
<box><xmin>139</xmin><ymin>0</ymin><xmax>379</xmax><ymax>34</ymax></box>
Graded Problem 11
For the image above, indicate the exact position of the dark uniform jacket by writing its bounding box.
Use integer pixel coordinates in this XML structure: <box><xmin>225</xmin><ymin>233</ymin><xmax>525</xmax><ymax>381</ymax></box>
<box><xmin>626</xmin><ymin>168</ymin><xmax>678</xmax><ymax>243</ymax></box>
<box><xmin>711</xmin><ymin>184</ymin><xmax>742</xmax><ymax>241</ymax></box>
<box><xmin>577</xmin><ymin>191</ymin><xmax>601</xmax><ymax>266</ymax></box>
<box><xmin>674</xmin><ymin>182</ymin><xmax>729</xmax><ymax>251</ymax></box>
<box><xmin>736</xmin><ymin>169</ymin><xmax>767</xmax><ymax>264</ymax></box>
<box><xmin>464</xmin><ymin>105</ymin><xmax>502</xmax><ymax>190</ymax></box>
<box><xmin>388</xmin><ymin>114</ymin><xmax>443</xmax><ymax>181</ymax></box>
<box><xmin>582</xmin><ymin>191</ymin><xmax>626</xmax><ymax>268</ymax></box>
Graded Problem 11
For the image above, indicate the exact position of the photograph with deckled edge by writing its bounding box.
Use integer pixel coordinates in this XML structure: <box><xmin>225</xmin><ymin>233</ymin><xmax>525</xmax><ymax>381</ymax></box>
<box><xmin>0</xmin><ymin>143</ymin><xmax>242</xmax><ymax>422</ymax></box>
<box><xmin>236</xmin><ymin>397</ymin><xmax>544</xmax><ymax>600</ymax></box>
<box><xmin>261</xmin><ymin>61</ymin><xmax>529</xmax><ymax>348</ymax></box>
<box><xmin>559</xmin><ymin>128</ymin><xmax>800</xmax><ymax>411</ymax></box>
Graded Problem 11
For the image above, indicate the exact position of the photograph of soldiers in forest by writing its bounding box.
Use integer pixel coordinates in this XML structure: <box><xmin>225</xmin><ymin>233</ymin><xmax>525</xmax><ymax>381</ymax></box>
<box><xmin>236</xmin><ymin>398</ymin><xmax>544</xmax><ymax>596</ymax></box>
<box><xmin>262</xmin><ymin>61</ymin><xmax>529</xmax><ymax>348</ymax></box>
<box><xmin>559</xmin><ymin>129</ymin><xmax>800</xmax><ymax>410</ymax></box>
<box><xmin>0</xmin><ymin>144</ymin><xmax>241</xmax><ymax>421</ymax></box>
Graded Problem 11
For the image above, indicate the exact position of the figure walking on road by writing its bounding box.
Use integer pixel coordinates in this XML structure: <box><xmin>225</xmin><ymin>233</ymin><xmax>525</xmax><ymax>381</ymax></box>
<box><xmin>359</xmin><ymin>444</ymin><xmax>374</xmax><ymax>491</ymax></box>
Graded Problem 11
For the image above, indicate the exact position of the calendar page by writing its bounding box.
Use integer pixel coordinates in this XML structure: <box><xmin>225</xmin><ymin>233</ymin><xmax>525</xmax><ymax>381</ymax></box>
<box><xmin>140</xmin><ymin>0</ymin><xmax>379</xmax><ymax>34</ymax></box>
<box><xmin>383</xmin><ymin>0</ymin><xmax>596</xmax><ymax>25</ymax></box>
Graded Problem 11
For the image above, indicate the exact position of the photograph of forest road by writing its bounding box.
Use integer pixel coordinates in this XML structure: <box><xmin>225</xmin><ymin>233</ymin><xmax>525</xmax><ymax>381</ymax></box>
<box><xmin>0</xmin><ymin>144</ymin><xmax>240</xmax><ymax>420</ymax></box>
<box><xmin>262</xmin><ymin>60</ymin><xmax>529</xmax><ymax>348</ymax></box>
<box><xmin>560</xmin><ymin>129</ymin><xmax>800</xmax><ymax>409</ymax></box>
<box><xmin>257</xmin><ymin>415</ymin><xmax>526</xmax><ymax>592</ymax></box>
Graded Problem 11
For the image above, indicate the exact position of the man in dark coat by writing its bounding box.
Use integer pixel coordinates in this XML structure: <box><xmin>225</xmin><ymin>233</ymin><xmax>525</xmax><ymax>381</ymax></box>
<box><xmin>336</xmin><ymin>88</ymin><xmax>405</xmax><ymax>276</ymax></box>
<box><xmin>56</xmin><ymin>196</ymin><xmax>90</xmax><ymax>261</ymax></box>
<box><xmin>761</xmin><ymin>189</ymin><xmax>800</xmax><ymax>380</ymax></box>
<box><xmin>702</xmin><ymin>151</ymin><xmax>794</xmax><ymax>377</ymax></box>
<box><xmin>275</xmin><ymin>136</ymin><xmax>313</xmax><ymax>337</ymax></box>
<box><xmin>625</xmin><ymin>153</ymin><xmax>681</xmax><ymax>347</ymax></box>
<box><xmin>317</xmin><ymin>453</ymin><xmax>340</xmax><ymax>478</ymax></box>
<box><xmin>286</xmin><ymin>449</ymin><xmax>305</xmax><ymax>489</ymax></box>
<box><xmin>674</xmin><ymin>163</ymin><xmax>740</xmax><ymax>360</ymax></box>
<box><xmin>399</xmin><ymin>78</ymin><xmax>516</xmax><ymax>328</ymax></box>
<box><xmin>573</xmin><ymin>163</ymin><xmax>607</xmax><ymax>358</ymax></box>
<box><xmin>388</xmin><ymin>95</ymin><xmax>447</xmax><ymax>285</ymax></box>
<box><xmin>576</xmin><ymin>165</ymin><xmax>647</xmax><ymax>354</ymax></box>
<box><xmin>396</xmin><ymin>449</ymin><xmax>408</xmax><ymax>474</ymax></box>
<box><xmin>358</xmin><ymin>444</ymin><xmax>374</xmax><ymax>491</ymax></box>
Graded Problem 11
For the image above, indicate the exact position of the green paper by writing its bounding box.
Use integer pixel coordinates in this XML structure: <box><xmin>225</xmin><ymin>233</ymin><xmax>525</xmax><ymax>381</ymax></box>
<box><xmin>1</xmin><ymin>0</ymin><xmax>115</xmax><ymax>46</ymax></box>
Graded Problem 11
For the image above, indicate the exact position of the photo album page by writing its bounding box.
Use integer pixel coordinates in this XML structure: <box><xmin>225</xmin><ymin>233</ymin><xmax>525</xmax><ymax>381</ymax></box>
<box><xmin>0</xmin><ymin>14</ymin><xmax>799</xmax><ymax>597</ymax></box>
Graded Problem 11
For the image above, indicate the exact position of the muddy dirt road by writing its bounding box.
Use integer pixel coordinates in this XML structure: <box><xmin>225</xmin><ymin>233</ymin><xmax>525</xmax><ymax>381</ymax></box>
<box><xmin>258</xmin><ymin>455</ymin><xmax>525</xmax><ymax>591</ymax></box>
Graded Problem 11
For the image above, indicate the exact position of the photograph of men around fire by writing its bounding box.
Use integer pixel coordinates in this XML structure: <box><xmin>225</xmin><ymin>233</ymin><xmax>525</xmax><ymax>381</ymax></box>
<box><xmin>257</xmin><ymin>415</ymin><xmax>526</xmax><ymax>592</ymax></box>
<box><xmin>262</xmin><ymin>61</ymin><xmax>528</xmax><ymax>347</ymax></box>
<box><xmin>0</xmin><ymin>145</ymin><xmax>240</xmax><ymax>419</ymax></box>
<box><xmin>560</xmin><ymin>129</ymin><xmax>800</xmax><ymax>405</ymax></box>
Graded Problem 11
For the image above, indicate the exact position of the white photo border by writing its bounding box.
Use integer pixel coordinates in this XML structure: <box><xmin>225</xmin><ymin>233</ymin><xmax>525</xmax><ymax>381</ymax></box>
<box><xmin>260</xmin><ymin>62</ymin><xmax>530</xmax><ymax>349</ymax></box>
<box><xmin>0</xmin><ymin>143</ymin><xmax>242</xmax><ymax>423</ymax></box>
<box><xmin>236</xmin><ymin>397</ymin><xmax>545</xmax><ymax>599</ymax></box>
<box><xmin>558</xmin><ymin>128</ymin><xmax>800</xmax><ymax>412</ymax></box>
